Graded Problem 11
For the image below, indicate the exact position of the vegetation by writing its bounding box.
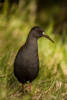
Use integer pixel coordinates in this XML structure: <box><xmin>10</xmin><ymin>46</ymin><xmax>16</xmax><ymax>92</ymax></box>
<box><xmin>0</xmin><ymin>0</ymin><xmax>67</xmax><ymax>100</ymax></box>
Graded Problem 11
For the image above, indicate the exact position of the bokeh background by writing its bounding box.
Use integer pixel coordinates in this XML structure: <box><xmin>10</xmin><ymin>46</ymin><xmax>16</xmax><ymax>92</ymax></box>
<box><xmin>0</xmin><ymin>0</ymin><xmax>67</xmax><ymax>100</ymax></box>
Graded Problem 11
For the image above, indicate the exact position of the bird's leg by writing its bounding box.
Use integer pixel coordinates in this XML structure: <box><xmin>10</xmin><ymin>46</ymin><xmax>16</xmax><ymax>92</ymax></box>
<box><xmin>23</xmin><ymin>84</ymin><xmax>25</xmax><ymax>89</ymax></box>
<box><xmin>22</xmin><ymin>84</ymin><xmax>25</xmax><ymax>93</ymax></box>
<box><xmin>28</xmin><ymin>83</ymin><xmax>31</xmax><ymax>91</ymax></box>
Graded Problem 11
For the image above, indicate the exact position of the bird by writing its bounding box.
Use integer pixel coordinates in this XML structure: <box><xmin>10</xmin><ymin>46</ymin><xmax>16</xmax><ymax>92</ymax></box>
<box><xmin>14</xmin><ymin>26</ymin><xmax>54</xmax><ymax>91</ymax></box>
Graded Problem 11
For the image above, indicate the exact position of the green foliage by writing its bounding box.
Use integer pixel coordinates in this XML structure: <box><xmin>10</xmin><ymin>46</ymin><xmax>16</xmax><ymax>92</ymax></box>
<box><xmin>0</xmin><ymin>1</ymin><xmax>67</xmax><ymax>100</ymax></box>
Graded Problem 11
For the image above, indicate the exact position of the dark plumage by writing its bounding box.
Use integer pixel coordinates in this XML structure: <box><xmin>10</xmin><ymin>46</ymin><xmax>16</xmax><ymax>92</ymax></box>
<box><xmin>14</xmin><ymin>26</ymin><xmax>54</xmax><ymax>90</ymax></box>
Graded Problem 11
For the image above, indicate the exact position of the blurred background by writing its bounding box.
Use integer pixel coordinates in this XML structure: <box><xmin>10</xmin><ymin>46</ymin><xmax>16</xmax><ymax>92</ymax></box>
<box><xmin>0</xmin><ymin>0</ymin><xmax>67</xmax><ymax>100</ymax></box>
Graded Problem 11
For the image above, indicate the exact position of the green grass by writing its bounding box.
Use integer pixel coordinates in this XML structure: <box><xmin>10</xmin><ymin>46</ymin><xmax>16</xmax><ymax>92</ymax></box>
<box><xmin>0</xmin><ymin>3</ymin><xmax>67</xmax><ymax>100</ymax></box>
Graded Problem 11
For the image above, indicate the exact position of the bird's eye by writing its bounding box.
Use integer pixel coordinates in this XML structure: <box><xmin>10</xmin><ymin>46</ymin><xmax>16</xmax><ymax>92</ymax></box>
<box><xmin>37</xmin><ymin>30</ymin><xmax>45</xmax><ymax>35</ymax></box>
<box><xmin>37</xmin><ymin>30</ymin><xmax>40</xmax><ymax>32</ymax></box>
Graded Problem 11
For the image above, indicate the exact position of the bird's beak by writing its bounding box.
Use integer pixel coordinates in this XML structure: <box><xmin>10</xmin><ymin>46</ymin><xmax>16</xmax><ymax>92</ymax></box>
<box><xmin>43</xmin><ymin>32</ymin><xmax>54</xmax><ymax>43</ymax></box>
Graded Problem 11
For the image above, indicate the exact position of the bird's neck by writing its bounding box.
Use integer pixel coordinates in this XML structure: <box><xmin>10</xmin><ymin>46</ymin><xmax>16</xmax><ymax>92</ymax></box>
<box><xmin>26</xmin><ymin>35</ymin><xmax>38</xmax><ymax>51</ymax></box>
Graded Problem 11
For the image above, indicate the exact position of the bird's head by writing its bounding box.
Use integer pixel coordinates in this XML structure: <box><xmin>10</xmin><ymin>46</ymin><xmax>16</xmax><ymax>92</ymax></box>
<box><xmin>29</xmin><ymin>26</ymin><xmax>54</xmax><ymax>43</ymax></box>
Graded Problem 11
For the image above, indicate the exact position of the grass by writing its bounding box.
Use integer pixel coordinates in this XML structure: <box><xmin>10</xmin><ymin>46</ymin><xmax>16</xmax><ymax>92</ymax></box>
<box><xmin>0</xmin><ymin>3</ymin><xmax>67</xmax><ymax>100</ymax></box>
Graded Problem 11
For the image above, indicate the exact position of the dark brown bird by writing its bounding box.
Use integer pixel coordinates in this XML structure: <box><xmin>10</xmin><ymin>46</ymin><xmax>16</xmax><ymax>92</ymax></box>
<box><xmin>14</xmin><ymin>26</ymin><xmax>54</xmax><ymax>91</ymax></box>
